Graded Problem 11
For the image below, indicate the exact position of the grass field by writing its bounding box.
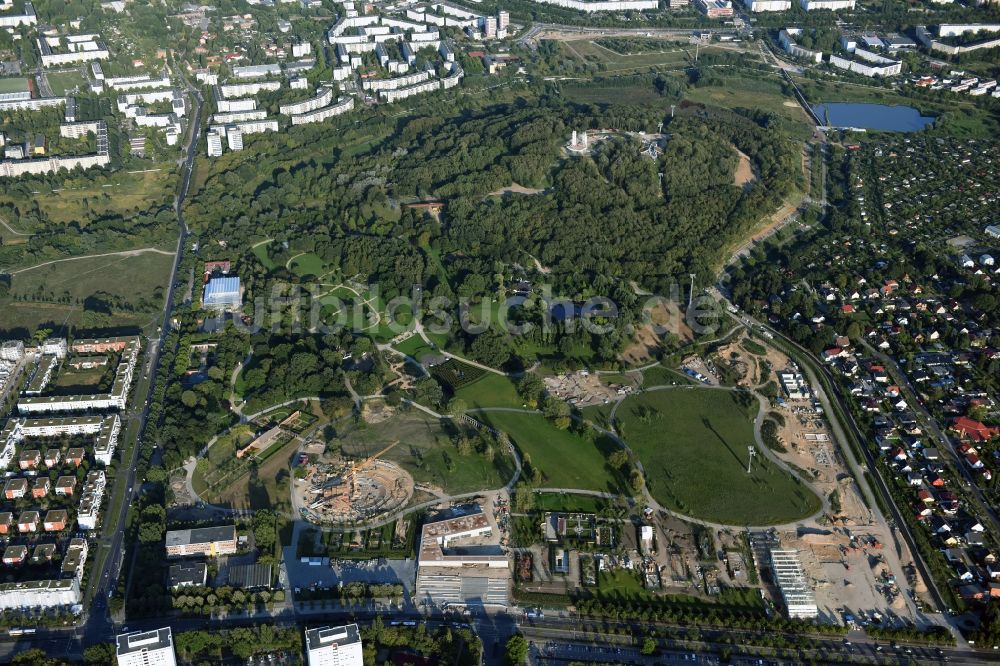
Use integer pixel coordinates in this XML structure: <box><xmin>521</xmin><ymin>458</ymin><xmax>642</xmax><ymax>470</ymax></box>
<box><xmin>251</xmin><ymin>240</ymin><xmax>277</xmax><ymax>270</ymax></box>
<box><xmin>45</xmin><ymin>70</ymin><xmax>87</xmax><ymax>95</ymax></box>
<box><xmin>561</xmin><ymin>39</ymin><xmax>694</xmax><ymax>71</ymax></box>
<box><xmin>618</xmin><ymin>388</ymin><xmax>820</xmax><ymax>525</ymax></box>
<box><xmin>338</xmin><ymin>412</ymin><xmax>515</xmax><ymax>494</ymax></box>
<box><xmin>0</xmin><ymin>169</ymin><xmax>176</xmax><ymax>226</ymax></box>
<box><xmin>684</xmin><ymin>77</ymin><xmax>814</xmax><ymax>139</ymax></box>
<box><xmin>205</xmin><ymin>436</ymin><xmax>299</xmax><ymax>512</ymax></box>
<box><xmin>392</xmin><ymin>335</ymin><xmax>435</xmax><ymax>360</ymax></box>
<box><xmin>52</xmin><ymin>366</ymin><xmax>106</xmax><ymax>393</ymax></box>
<box><xmin>0</xmin><ymin>77</ymin><xmax>30</xmax><ymax>94</ymax></box>
<box><xmin>534</xmin><ymin>492</ymin><xmax>617</xmax><ymax>514</ymax></box>
<box><xmin>477</xmin><ymin>411</ymin><xmax>623</xmax><ymax>493</ymax></box>
<box><xmin>0</xmin><ymin>251</ymin><xmax>174</xmax><ymax>335</ymax></box>
<box><xmin>456</xmin><ymin>372</ymin><xmax>525</xmax><ymax>409</ymax></box>
<box><xmin>288</xmin><ymin>252</ymin><xmax>326</xmax><ymax>278</ymax></box>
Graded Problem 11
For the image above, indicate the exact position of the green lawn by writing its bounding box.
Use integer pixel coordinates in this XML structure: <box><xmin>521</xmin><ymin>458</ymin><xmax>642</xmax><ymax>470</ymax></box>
<box><xmin>0</xmin><ymin>77</ymin><xmax>30</xmax><ymax>94</ymax></box>
<box><xmin>618</xmin><ymin>388</ymin><xmax>821</xmax><ymax>525</ymax></box>
<box><xmin>46</xmin><ymin>70</ymin><xmax>87</xmax><ymax>95</ymax></box>
<box><xmin>338</xmin><ymin>412</ymin><xmax>515</xmax><ymax>494</ymax></box>
<box><xmin>642</xmin><ymin>365</ymin><xmax>691</xmax><ymax>387</ymax></box>
<box><xmin>457</xmin><ymin>373</ymin><xmax>525</xmax><ymax>410</ymax></box>
<box><xmin>251</xmin><ymin>241</ymin><xmax>277</xmax><ymax>270</ymax></box>
<box><xmin>288</xmin><ymin>252</ymin><xmax>326</xmax><ymax>278</ymax></box>
<box><xmin>477</xmin><ymin>412</ymin><xmax>623</xmax><ymax>493</ymax></box>
<box><xmin>597</xmin><ymin>569</ymin><xmax>654</xmax><ymax>602</ymax></box>
<box><xmin>534</xmin><ymin>492</ymin><xmax>616</xmax><ymax>514</ymax></box>
<box><xmin>393</xmin><ymin>335</ymin><xmax>435</xmax><ymax>360</ymax></box>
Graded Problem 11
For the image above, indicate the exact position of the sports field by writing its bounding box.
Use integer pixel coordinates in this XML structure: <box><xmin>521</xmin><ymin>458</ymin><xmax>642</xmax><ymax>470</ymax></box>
<box><xmin>46</xmin><ymin>70</ymin><xmax>87</xmax><ymax>95</ymax></box>
<box><xmin>0</xmin><ymin>77</ymin><xmax>30</xmax><ymax>94</ymax></box>
<box><xmin>478</xmin><ymin>411</ymin><xmax>624</xmax><ymax>493</ymax></box>
<box><xmin>618</xmin><ymin>387</ymin><xmax>821</xmax><ymax>525</ymax></box>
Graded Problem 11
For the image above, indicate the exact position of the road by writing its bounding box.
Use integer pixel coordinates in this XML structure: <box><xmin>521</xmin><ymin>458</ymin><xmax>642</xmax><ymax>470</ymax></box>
<box><xmin>81</xmin><ymin>55</ymin><xmax>204</xmax><ymax>644</ymax></box>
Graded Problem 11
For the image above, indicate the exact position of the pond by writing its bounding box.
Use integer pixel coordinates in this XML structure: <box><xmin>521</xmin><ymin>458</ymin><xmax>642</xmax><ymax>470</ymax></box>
<box><xmin>813</xmin><ymin>103</ymin><xmax>935</xmax><ymax>132</ymax></box>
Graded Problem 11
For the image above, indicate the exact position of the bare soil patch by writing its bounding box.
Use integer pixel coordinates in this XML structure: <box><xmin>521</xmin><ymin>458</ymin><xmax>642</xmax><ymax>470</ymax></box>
<box><xmin>619</xmin><ymin>300</ymin><xmax>693</xmax><ymax>365</ymax></box>
<box><xmin>733</xmin><ymin>146</ymin><xmax>758</xmax><ymax>190</ymax></box>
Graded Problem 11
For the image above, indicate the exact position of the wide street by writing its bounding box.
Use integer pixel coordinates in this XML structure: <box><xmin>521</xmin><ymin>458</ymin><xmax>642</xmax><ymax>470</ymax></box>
<box><xmin>78</xmin><ymin>54</ymin><xmax>205</xmax><ymax>646</ymax></box>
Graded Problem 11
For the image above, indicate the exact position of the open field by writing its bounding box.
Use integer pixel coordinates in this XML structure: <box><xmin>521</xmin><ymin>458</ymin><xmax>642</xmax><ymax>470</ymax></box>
<box><xmin>45</xmin><ymin>70</ymin><xmax>87</xmax><ymax>95</ymax></box>
<box><xmin>51</xmin><ymin>366</ymin><xmax>106</xmax><ymax>393</ymax></box>
<box><xmin>683</xmin><ymin>77</ymin><xmax>814</xmax><ymax>138</ymax></box>
<box><xmin>287</xmin><ymin>252</ymin><xmax>326</xmax><ymax>278</ymax></box>
<box><xmin>206</xmin><ymin>436</ymin><xmax>300</xmax><ymax>512</ymax></box>
<box><xmin>456</xmin><ymin>372</ymin><xmax>525</xmax><ymax>409</ymax></box>
<box><xmin>618</xmin><ymin>388</ymin><xmax>821</xmax><ymax>525</ymax></box>
<box><xmin>392</xmin><ymin>335</ymin><xmax>434</xmax><ymax>360</ymax></box>
<box><xmin>0</xmin><ymin>77</ymin><xmax>30</xmax><ymax>93</ymax></box>
<box><xmin>0</xmin><ymin>251</ymin><xmax>173</xmax><ymax>335</ymax></box>
<box><xmin>251</xmin><ymin>240</ymin><xmax>277</xmax><ymax>270</ymax></box>
<box><xmin>561</xmin><ymin>39</ymin><xmax>693</xmax><ymax>70</ymax></box>
<box><xmin>478</xmin><ymin>411</ymin><xmax>623</xmax><ymax>493</ymax></box>
<box><xmin>0</xmin><ymin>169</ymin><xmax>176</xmax><ymax>226</ymax></box>
<box><xmin>338</xmin><ymin>411</ymin><xmax>514</xmax><ymax>494</ymax></box>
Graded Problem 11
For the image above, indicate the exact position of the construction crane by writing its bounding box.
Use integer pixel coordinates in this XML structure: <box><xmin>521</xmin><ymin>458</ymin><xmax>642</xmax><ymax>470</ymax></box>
<box><xmin>346</xmin><ymin>439</ymin><xmax>399</xmax><ymax>496</ymax></box>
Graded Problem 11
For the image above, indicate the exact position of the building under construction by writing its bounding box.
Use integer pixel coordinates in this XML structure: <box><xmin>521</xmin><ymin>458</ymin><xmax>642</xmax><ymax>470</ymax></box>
<box><xmin>298</xmin><ymin>442</ymin><xmax>414</xmax><ymax>525</ymax></box>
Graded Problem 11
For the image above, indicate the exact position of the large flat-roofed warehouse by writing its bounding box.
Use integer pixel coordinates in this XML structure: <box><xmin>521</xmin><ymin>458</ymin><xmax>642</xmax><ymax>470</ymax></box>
<box><xmin>165</xmin><ymin>524</ymin><xmax>237</xmax><ymax>558</ymax></box>
<box><xmin>304</xmin><ymin>624</ymin><xmax>364</xmax><ymax>666</ymax></box>
<box><xmin>769</xmin><ymin>549</ymin><xmax>818</xmax><ymax>619</ymax></box>
<box><xmin>415</xmin><ymin>505</ymin><xmax>510</xmax><ymax>607</ymax></box>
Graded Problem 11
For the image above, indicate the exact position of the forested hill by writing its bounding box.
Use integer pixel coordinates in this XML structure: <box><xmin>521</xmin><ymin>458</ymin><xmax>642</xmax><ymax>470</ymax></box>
<box><xmin>185</xmin><ymin>98</ymin><xmax>801</xmax><ymax>301</ymax></box>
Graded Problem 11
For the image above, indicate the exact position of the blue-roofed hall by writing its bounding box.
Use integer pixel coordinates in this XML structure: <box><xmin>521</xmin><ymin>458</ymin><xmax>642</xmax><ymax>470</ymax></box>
<box><xmin>203</xmin><ymin>276</ymin><xmax>241</xmax><ymax>309</ymax></box>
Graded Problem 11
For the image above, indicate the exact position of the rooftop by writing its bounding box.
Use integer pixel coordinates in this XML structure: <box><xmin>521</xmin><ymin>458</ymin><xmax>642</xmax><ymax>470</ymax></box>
<box><xmin>305</xmin><ymin>624</ymin><xmax>361</xmax><ymax>651</ymax></box>
<box><xmin>165</xmin><ymin>524</ymin><xmax>236</xmax><ymax>547</ymax></box>
<box><xmin>116</xmin><ymin>627</ymin><xmax>174</xmax><ymax>656</ymax></box>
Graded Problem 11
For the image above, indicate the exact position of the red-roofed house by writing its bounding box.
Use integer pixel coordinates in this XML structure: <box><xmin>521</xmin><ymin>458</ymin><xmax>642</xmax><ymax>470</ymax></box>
<box><xmin>823</xmin><ymin>347</ymin><xmax>844</xmax><ymax>361</ymax></box>
<box><xmin>951</xmin><ymin>416</ymin><xmax>1000</xmax><ymax>443</ymax></box>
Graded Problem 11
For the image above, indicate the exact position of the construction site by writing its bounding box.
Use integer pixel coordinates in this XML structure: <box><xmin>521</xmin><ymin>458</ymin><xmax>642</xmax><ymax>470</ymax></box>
<box><xmin>293</xmin><ymin>440</ymin><xmax>415</xmax><ymax>525</ymax></box>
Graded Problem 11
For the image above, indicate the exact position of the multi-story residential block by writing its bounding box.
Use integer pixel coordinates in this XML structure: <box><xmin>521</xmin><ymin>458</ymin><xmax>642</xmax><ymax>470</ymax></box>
<box><xmin>305</xmin><ymin>625</ymin><xmax>364</xmax><ymax>666</ymax></box>
<box><xmin>116</xmin><ymin>627</ymin><xmax>178</xmax><ymax>666</ymax></box>
<box><xmin>76</xmin><ymin>471</ymin><xmax>106</xmax><ymax>530</ymax></box>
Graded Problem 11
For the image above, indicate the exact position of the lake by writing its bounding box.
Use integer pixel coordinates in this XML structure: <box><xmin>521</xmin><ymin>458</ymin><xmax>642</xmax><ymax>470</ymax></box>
<box><xmin>813</xmin><ymin>103</ymin><xmax>935</xmax><ymax>132</ymax></box>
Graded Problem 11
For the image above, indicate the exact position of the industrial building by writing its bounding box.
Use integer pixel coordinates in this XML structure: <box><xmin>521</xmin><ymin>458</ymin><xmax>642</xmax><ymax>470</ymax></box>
<box><xmin>304</xmin><ymin>624</ymin><xmax>364</xmax><ymax>666</ymax></box>
<box><xmin>116</xmin><ymin>627</ymin><xmax>178</xmax><ymax>666</ymax></box>
<box><xmin>769</xmin><ymin>549</ymin><xmax>818</xmax><ymax>619</ymax></box>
